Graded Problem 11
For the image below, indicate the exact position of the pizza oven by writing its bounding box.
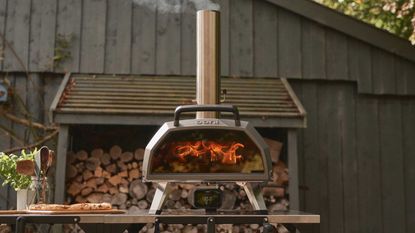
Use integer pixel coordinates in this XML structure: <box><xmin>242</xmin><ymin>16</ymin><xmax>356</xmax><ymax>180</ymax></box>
<box><xmin>142</xmin><ymin>104</ymin><xmax>272</xmax><ymax>182</ymax></box>
<box><xmin>142</xmin><ymin>10</ymin><xmax>273</xmax><ymax>214</ymax></box>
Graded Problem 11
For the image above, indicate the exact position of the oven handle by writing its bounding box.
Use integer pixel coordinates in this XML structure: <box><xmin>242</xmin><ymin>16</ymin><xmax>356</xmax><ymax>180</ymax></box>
<box><xmin>174</xmin><ymin>104</ymin><xmax>241</xmax><ymax>127</ymax></box>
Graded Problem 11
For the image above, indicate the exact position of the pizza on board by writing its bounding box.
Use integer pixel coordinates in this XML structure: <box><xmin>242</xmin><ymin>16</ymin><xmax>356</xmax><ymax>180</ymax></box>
<box><xmin>29</xmin><ymin>202</ymin><xmax>112</xmax><ymax>211</ymax></box>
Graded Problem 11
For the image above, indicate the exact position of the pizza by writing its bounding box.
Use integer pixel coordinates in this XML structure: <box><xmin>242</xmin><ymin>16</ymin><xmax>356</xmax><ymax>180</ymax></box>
<box><xmin>28</xmin><ymin>202</ymin><xmax>112</xmax><ymax>211</ymax></box>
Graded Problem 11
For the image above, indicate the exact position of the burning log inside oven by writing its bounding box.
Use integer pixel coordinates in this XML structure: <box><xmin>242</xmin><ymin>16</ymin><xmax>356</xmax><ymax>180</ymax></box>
<box><xmin>174</xmin><ymin>140</ymin><xmax>244</xmax><ymax>164</ymax></box>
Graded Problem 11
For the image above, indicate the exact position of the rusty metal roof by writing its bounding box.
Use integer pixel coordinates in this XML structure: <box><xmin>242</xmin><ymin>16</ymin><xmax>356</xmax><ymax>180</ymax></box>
<box><xmin>50</xmin><ymin>74</ymin><xmax>306</xmax><ymax>128</ymax></box>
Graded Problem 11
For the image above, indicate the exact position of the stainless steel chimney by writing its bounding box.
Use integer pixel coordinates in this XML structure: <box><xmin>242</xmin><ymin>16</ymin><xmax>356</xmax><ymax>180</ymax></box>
<box><xmin>196</xmin><ymin>10</ymin><xmax>220</xmax><ymax>118</ymax></box>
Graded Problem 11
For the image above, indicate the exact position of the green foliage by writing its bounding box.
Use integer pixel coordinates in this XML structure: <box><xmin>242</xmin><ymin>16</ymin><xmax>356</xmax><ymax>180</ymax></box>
<box><xmin>315</xmin><ymin>0</ymin><xmax>415</xmax><ymax>44</ymax></box>
<box><xmin>53</xmin><ymin>33</ymin><xmax>74</xmax><ymax>69</ymax></box>
<box><xmin>0</xmin><ymin>149</ymin><xmax>37</xmax><ymax>190</ymax></box>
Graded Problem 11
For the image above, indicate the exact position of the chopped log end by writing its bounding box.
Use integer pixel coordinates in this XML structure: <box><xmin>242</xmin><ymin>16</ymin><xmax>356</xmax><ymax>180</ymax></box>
<box><xmin>66</xmin><ymin>165</ymin><xmax>78</xmax><ymax>179</ymax></box>
<box><xmin>75</xmin><ymin>150</ymin><xmax>88</xmax><ymax>161</ymax></box>
<box><xmin>128</xmin><ymin>169</ymin><xmax>140</xmax><ymax>180</ymax></box>
<box><xmin>169</xmin><ymin>189</ymin><xmax>182</xmax><ymax>201</ymax></box>
<box><xmin>134</xmin><ymin>148</ymin><xmax>145</xmax><ymax>161</ymax></box>
<box><xmin>129</xmin><ymin>180</ymin><xmax>148</xmax><ymax>200</ymax></box>
<box><xmin>82</xmin><ymin>170</ymin><xmax>94</xmax><ymax>181</ymax></box>
<box><xmin>81</xmin><ymin>187</ymin><xmax>94</xmax><ymax>196</ymax></box>
<box><xmin>101</xmin><ymin>153</ymin><xmax>111</xmax><ymax>166</ymax></box>
<box><xmin>85</xmin><ymin>178</ymin><xmax>98</xmax><ymax>189</ymax></box>
<box><xmin>263</xmin><ymin>186</ymin><xmax>285</xmax><ymax>198</ymax></box>
<box><xmin>67</xmin><ymin>182</ymin><xmax>83</xmax><ymax>197</ymax></box>
<box><xmin>264</xmin><ymin>138</ymin><xmax>283</xmax><ymax>163</ymax></box>
<box><xmin>111</xmin><ymin>193</ymin><xmax>128</xmax><ymax>206</ymax></box>
<box><xmin>273</xmin><ymin>161</ymin><xmax>289</xmax><ymax>185</ymax></box>
<box><xmin>105</xmin><ymin>164</ymin><xmax>117</xmax><ymax>174</ymax></box>
<box><xmin>119</xmin><ymin>184</ymin><xmax>129</xmax><ymax>193</ymax></box>
<box><xmin>85</xmin><ymin>157</ymin><xmax>101</xmax><ymax>171</ymax></box>
<box><xmin>97</xmin><ymin>184</ymin><xmax>109</xmax><ymax>193</ymax></box>
<box><xmin>109</xmin><ymin>187</ymin><xmax>119</xmax><ymax>195</ymax></box>
<box><xmin>108</xmin><ymin>175</ymin><xmax>122</xmax><ymax>186</ymax></box>
<box><xmin>94</xmin><ymin>166</ymin><xmax>103</xmax><ymax>177</ymax></box>
<box><xmin>75</xmin><ymin>195</ymin><xmax>87</xmax><ymax>203</ymax></box>
<box><xmin>137</xmin><ymin>200</ymin><xmax>149</xmax><ymax>209</ymax></box>
<box><xmin>132</xmin><ymin>162</ymin><xmax>138</xmax><ymax>169</ymax></box>
<box><xmin>118</xmin><ymin>170</ymin><xmax>128</xmax><ymax>178</ymax></box>
<box><xmin>120</xmin><ymin>152</ymin><xmax>134</xmax><ymax>163</ymax></box>
<box><xmin>109</xmin><ymin>145</ymin><xmax>122</xmax><ymax>160</ymax></box>
<box><xmin>91</xmin><ymin>148</ymin><xmax>104</xmax><ymax>159</ymax></box>
<box><xmin>86</xmin><ymin>193</ymin><xmax>104</xmax><ymax>203</ymax></box>
<box><xmin>117</xmin><ymin>160</ymin><xmax>128</xmax><ymax>171</ymax></box>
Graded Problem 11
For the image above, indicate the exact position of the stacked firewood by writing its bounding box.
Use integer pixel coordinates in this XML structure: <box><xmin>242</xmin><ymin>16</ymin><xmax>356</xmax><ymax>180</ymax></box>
<box><xmin>65</xmin><ymin>146</ymin><xmax>146</xmax><ymax>209</ymax></box>
<box><xmin>65</xmin><ymin>138</ymin><xmax>289</xmax><ymax>233</ymax></box>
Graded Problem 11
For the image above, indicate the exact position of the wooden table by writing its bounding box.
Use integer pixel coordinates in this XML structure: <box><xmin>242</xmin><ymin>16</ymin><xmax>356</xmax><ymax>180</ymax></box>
<box><xmin>0</xmin><ymin>210</ymin><xmax>320</xmax><ymax>233</ymax></box>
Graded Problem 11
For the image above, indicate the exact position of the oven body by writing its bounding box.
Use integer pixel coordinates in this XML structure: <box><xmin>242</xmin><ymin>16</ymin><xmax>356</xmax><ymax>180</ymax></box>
<box><xmin>142</xmin><ymin>105</ymin><xmax>272</xmax><ymax>183</ymax></box>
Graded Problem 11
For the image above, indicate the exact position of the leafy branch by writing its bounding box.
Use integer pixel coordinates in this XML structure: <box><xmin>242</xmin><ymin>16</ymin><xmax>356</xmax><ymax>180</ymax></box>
<box><xmin>0</xmin><ymin>149</ymin><xmax>36</xmax><ymax>190</ymax></box>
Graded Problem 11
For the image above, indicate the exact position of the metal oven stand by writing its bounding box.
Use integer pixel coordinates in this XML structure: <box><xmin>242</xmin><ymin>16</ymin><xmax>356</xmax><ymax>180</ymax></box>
<box><xmin>149</xmin><ymin>182</ymin><xmax>267</xmax><ymax>214</ymax></box>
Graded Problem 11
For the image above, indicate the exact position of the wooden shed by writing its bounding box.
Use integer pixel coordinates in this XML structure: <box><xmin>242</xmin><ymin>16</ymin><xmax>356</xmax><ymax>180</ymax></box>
<box><xmin>0</xmin><ymin>0</ymin><xmax>414</xmax><ymax>233</ymax></box>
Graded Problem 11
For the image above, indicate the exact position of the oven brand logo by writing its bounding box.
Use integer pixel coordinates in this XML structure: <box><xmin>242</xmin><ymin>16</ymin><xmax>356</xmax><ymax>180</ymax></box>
<box><xmin>197</xmin><ymin>120</ymin><xmax>219</xmax><ymax>125</ymax></box>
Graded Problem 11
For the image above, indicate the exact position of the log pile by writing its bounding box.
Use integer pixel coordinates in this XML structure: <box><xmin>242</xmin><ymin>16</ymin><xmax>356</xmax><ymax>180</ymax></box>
<box><xmin>65</xmin><ymin>138</ymin><xmax>290</xmax><ymax>233</ymax></box>
<box><xmin>66</xmin><ymin>146</ymin><xmax>145</xmax><ymax>210</ymax></box>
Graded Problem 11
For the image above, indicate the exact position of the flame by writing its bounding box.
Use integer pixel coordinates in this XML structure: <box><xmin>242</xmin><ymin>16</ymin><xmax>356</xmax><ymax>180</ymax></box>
<box><xmin>174</xmin><ymin>141</ymin><xmax>244</xmax><ymax>164</ymax></box>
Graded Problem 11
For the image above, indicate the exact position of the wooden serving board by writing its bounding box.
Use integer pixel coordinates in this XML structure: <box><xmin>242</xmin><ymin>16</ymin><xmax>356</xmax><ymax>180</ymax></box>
<box><xmin>0</xmin><ymin>210</ymin><xmax>27</xmax><ymax>214</ymax></box>
<box><xmin>25</xmin><ymin>209</ymin><xmax>126</xmax><ymax>215</ymax></box>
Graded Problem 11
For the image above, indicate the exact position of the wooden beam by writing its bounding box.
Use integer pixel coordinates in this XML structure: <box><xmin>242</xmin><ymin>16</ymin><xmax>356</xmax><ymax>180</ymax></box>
<box><xmin>288</xmin><ymin>129</ymin><xmax>299</xmax><ymax>210</ymax></box>
<box><xmin>54</xmin><ymin>125</ymin><xmax>69</xmax><ymax>204</ymax></box>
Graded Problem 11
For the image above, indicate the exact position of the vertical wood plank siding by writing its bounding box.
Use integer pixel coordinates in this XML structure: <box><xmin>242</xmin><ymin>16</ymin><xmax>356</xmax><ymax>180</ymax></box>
<box><xmin>230</xmin><ymin>0</ymin><xmax>253</xmax><ymax>76</ymax></box>
<box><xmin>298</xmin><ymin>82</ymin><xmax>320</xmax><ymax>233</ymax></box>
<box><xmin>396</xmin><ymin>59</ymin><xmax>415</xmax><ymax>96</ymax></box>
<box><xmin>80</xmin><ymin>0</ymin><xmax>107</xmax><ymax>73</ymax></box>
<box><xmin>29</xmin><ymin>0</ymin><xmax>57</xmax><ymax>72</ymax></box>
<box><xmin>348</xmin><ymin>39</ymin><xmax>372</xmax><ymax>93</ymax></box>
<box><xmin>301</xmin><ymin>20</ymin><xmax>326</xmax><ymax>80</ymax></box>
<box><xmin>372</xmin><ymin>48</ymin><xmax>396</xmax><ymax>94</ymax></box>
<box><xmin>402</xmin><ymin>100</ymin><xmax>415</xmax><ymax>233</ymax></box>
<box><xmin>292</xmin><ymin>81</ymin><xmax>415</xmax><ymax>233</ymax></box>
<box><xmin>253</xmin><ymin>0</ymin><xmax>277</xmax><ymax>77</ymax></box>
<box><xmin>0</xmin><ymin>0</ymin><xmax>414</xmax><ymax>95</ymax></box>
<box><xmin>131</xmin><ymin>0</ymin><xmax>156</xmax><ymax>74</ymax></box>
<box><xmin>378</xmin><ymin>99</ymin><xmax>406</xmax><ymax>233</ymax></box>
<box><xmin>180</xmin><ymin>0</ymin><xmax>196</xmax><ymax>76</ymax></box>
<box><xmin>356</xmin><ymin>96</ymin><xmax>382</xmax><ymax>233</ymax></box>
<box><xmin>3</xmin><ymin>0</ymin><xmax>31</xmax><ymax>71</ymax></box>
<box><xmin>156</xmin><ymin>0</ymin><xmax>181</xmax><ymax>75</ymax></box>
<box><xmin>338</xmin><ymin>84</ymin><xmax>358</xmax><ymax>233</ymax></box>
<box><xmin>55</xmin><ymin>0</ymin><xmax>82</xmax><ymax>73</ymax></box>
<box><xmin>220</xmin><ymin>0</ymin><xmax>230</xmax><ymax>76</ymax></box>
<box><xmin>105</xmin><ymin>0</ymin><xmax>132</xmax><ymax>74</ymax></box>
<box><xmin>0</xmin><ymin>0</ymin><xmax>8</xmax><ymax>70</ymax></box>
<box><xmin>316</xmin><ymin>84</ymin><xmax>335</xmax><ymax>233</ymax></box>
<box><xmin>278</xmin><ymin>9</ymin><xmax>301</xmax><ymax>78</ymax></box>
<box><xmin>325</xmin><ymin>30</ymin><xmax>348</xmax><ymax>80</ymax></box>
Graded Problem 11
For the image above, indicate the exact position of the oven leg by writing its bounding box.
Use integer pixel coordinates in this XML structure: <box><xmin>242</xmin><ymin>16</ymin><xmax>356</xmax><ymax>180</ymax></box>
<box><xmin>15</xmin><ymin>216</ymin><xmax>26</xmax><ymax>233</ymax></box>
<box><xmin>237</xmin><ymin>182</ymin><xmax>267</xmax><ymax>211</ymax></box>
<box><xmin>207</xmin><ymin>217</ymin><xmax>215</xmax><ymax>233</ymax></box>
<box><xmin>149</xmin><ymin>182</ymin><xmax>171</xmax><ymax>214</ymax></box>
